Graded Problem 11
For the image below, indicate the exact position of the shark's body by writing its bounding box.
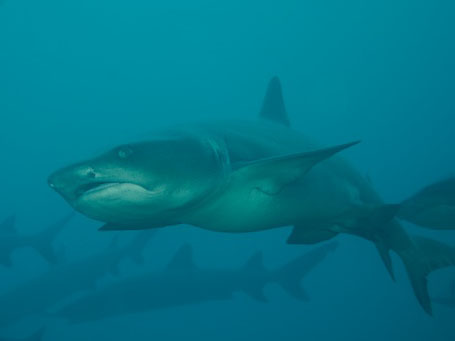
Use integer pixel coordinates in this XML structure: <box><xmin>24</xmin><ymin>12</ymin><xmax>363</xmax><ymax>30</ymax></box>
<box><xmin>49</xmin><ymin>77</ymin><xmax>455</xmax><ymax>315</ymax></box>
<box><xmin>0</xmin><ymin>214</ymin><xmax>73</xmax><ymax>267</ymax></box>
<box><xmin>0</xmin><ymin>230</ymin><xmax>155</xmax><ymax>327</ymax></box>
<box><xmin>169</xmin><ymin>120</ymin><xmax>373</xmax><ymax>234</ymax></box>
<box><xmin>57</xmin><ymin>242</ymin><xmax>337</xmax><ymax>323</ymax></box>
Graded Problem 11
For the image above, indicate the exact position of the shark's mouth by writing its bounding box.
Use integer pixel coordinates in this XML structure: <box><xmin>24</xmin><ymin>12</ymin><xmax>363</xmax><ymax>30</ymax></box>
<box><xmin>74</xmin><ymin>181</ymin><xmax>165</xmax><ymax>203</ymax></box>
<box><xmin>75</xmin><ymin>182</ymin><xmax>124</xmax><ymax>198</ymax></box>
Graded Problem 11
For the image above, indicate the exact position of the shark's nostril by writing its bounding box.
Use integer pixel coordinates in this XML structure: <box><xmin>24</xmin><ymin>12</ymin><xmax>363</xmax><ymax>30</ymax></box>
<box><xmin>86</xmin><ymin>168</ymin><xmax>96</xmax><ymax>178</ymax></box>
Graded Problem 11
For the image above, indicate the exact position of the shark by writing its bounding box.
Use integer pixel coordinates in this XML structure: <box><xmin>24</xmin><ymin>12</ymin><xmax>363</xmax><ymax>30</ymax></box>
<box><xmin>0</xmin><ymin>230</ymin><xmax>155</xmax><ymax>327</ymax></box>
<box><xmin>0</xmin><ymin>328</ymin><xmax>44</xmax><ymax>341</ymax></box>
<box><xmin>48</xmin><ymin>77</ymin><xmax>455</xmax><ymax>315</ymax></box>
<box><xmin>432</xmin><ymin>280</ymin><xmax>455</xmax><ymax>308</ymax></box>
<box><xmin>398</xmin><ymin>177</ymin><xmax>455</xmax><ymax>230</ymax></box>
<box><xmin>0</xmin><ymin>213</ymin><xmax>73</xmax><ymax>267</ymax></box>
<box><xmin>56</xmin><ymin>242</ymin><xmax>337</xmax><ymax>323</ymax></box>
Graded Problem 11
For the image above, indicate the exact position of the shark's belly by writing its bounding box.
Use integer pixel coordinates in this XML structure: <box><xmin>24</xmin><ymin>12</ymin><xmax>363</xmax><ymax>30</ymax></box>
<box><xmin>187</xmin><ymin>169</ymin><xmax>367</xmax><ymax>233</ymax></box>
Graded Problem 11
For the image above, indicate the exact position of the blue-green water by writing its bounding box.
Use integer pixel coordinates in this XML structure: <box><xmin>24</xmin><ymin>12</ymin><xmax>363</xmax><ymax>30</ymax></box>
<box><xmin>1</xmin><ymin>1</ymin><xmax>454</xmax><ymax>340</ymax></box>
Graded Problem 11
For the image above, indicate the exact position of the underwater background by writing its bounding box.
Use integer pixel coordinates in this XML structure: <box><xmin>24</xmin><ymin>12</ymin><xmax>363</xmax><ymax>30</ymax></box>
<box><xmin>1</xmin><ymin>0</ymin><xmax>454</xmax><ymax>340</ymax></box>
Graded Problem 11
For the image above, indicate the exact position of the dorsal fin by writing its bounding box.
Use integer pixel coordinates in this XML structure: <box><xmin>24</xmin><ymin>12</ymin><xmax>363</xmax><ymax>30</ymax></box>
<box><xmin>259</xmin><ymin>77</ymin><xmax>290</xmax><ymax>127</ymax></box>
<box><xmin>0</xmin><ymin>215</ymin><xmax>16</xmax><ymax>234</ymax></box>
<box><xmin>167</xmin><ymin>244</ymin><xmax>194</xmax><ymax>270</ymax></box>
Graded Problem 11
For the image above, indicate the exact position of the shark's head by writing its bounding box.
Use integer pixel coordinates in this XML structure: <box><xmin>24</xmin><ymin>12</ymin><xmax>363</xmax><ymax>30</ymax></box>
<box><xmin>48</xmin><ymin>134</ymin><xmax>228</xmax><ymax>228</ymax></box>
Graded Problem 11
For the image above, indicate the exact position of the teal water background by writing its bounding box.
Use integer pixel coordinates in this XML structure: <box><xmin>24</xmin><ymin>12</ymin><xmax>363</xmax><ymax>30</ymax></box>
<box><xmin>1</xmin><ymin>1</ymin><xmax>454</xmax><ymax>340</ymax></box>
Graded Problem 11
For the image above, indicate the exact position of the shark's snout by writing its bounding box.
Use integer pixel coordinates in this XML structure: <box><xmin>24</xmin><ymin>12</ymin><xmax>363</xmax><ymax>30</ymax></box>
<box><xmin>48</xmin><ymin>164</ymin><xmax>100</xmax><ymax>200</ymax></box>
<box><xmin>48</xmin><ymin>170</ymin><xmax>62</xmax><ymax>191</ymax></box>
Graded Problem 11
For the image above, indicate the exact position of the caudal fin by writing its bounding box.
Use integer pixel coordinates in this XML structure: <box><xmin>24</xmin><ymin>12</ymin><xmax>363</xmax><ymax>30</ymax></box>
<box><xmin>398</xmin><ymin>177</ymin><xmax>455</xmax><ymax>230</ymax></box>
<box><xmin>33</xmin><ymin>212</ymin><xmax>74</xmax><ymax>264</ymax></box>
<box><xmin>397</xmin><ymin>236</ymin><xmax>455</xmax><ymax>315</ymax></box>
<box><xmin>33</xmin><ymin>240</ymin><xmax>59</xmax><ymax>265</ymax></box>
<box><xmin>274</xmin><ymin>242</ymin><xmax>338</xmax><ymax>300</ymax></box>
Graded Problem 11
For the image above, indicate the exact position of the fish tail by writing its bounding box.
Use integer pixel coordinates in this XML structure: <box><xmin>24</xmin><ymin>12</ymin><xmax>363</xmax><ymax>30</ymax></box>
<box><xmin>392</xmin><ymin>235</ymin><xmax>455</xmax><ymax>315</ymax></box>
<box><xmin>398</xmin><ymin>177</ymin><xmax>455</xmax><ymax>230</ymax></box>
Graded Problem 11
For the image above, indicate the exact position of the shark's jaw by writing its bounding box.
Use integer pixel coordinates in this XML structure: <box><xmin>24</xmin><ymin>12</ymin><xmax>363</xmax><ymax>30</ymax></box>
<box><xmin>74</xmin><ymin>181</ymin><xmax>126</xmax><ymax>198</ymax></box>
<box><xmin>72</xmin><ymin>181</ymin><xmax>166</xmax><ymax>225</ymax></box>
<box><xmin>48</xmin><ymin>165</ymin><xmax>166</xmax><ymax>224</ymax></box>
<box><xmin>73</xmin><ymin>181</ymin><xmax>162</xmax><ymax>201</ymax></box>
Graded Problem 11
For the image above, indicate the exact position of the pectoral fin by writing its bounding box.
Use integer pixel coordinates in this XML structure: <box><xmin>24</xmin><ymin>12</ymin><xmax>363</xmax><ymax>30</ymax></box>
<box><xmin>232</xmin><ymin>141</ymin><xmax>360</xmax><ymax>195</ymax></box>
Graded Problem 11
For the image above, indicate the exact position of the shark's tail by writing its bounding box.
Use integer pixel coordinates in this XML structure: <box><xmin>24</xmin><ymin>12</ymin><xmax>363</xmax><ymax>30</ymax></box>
<box><xmin>273</xmin><ymin>242</ymin><xmax>338</xmax><ymax>300</ymax></box>
<box><xmin>398</xmin><ymin>236</ymin><xmax>455</xmax><ymax>315</ymax></box>
<box><xmin>33</xmin><ymin>212</ymin><xmax>74</xmax><ymax>265</ymax></box>
<box><xmin>240</xmin><ymin>243</ymin><xmax>337</xmax><ymax>302</ymax></box>
<box><xmin>287</xmin><ymin>202</ymin><xmax>455</xmax><ymax>315</ymax></box>
<box><xmin>33</xmin><ymin>241</ymin><xmax>59</xmax><ymax>265</ymax></box>
<box><xmin>372</xmin><ymin>222</ymin><xmax>455</xmax><ymax>315</ymax></box>
<box><xmin>398</xmin><ymin>177</ymin><xmax>455</xmax><ymax>230</ymax></box>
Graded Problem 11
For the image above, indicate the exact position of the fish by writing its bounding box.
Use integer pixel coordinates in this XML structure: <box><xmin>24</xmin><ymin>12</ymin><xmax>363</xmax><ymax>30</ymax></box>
<box><xmin>0</xmin><ymin>213</ymin><xmax>73</xmax><ymax>267</ymax></box>
<box><xmin>48</xmin><ymin>77</ymin><xmax>455</xmax><ymax>315</ymax></box>
<box><xmin>57</xmin><ymin>242</ymin><xmax>337</xmax><ymax>323</ymax></box>
<box><xmin>399</xmin><ymin>177</ymin><xmax>455</xmax><ymax>229</ymax></box>
<box><xmin>0</xmin><ymin>230</ymin><xmax>155</xmax><ymax>326</ymax></box>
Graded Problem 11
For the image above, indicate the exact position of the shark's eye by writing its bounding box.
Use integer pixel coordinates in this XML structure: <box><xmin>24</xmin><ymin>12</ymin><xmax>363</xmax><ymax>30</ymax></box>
<box><xmin>118</xmin><ymin>145</ymin><xmax>133</xmax><ymax>159</ymax></box>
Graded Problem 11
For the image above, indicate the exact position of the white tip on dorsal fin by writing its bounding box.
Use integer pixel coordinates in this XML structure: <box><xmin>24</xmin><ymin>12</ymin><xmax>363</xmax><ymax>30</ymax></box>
<box><xmin>259</xmin><ymin>77</ymin><xmax>290</xmax><ymax>127</ymax></box>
